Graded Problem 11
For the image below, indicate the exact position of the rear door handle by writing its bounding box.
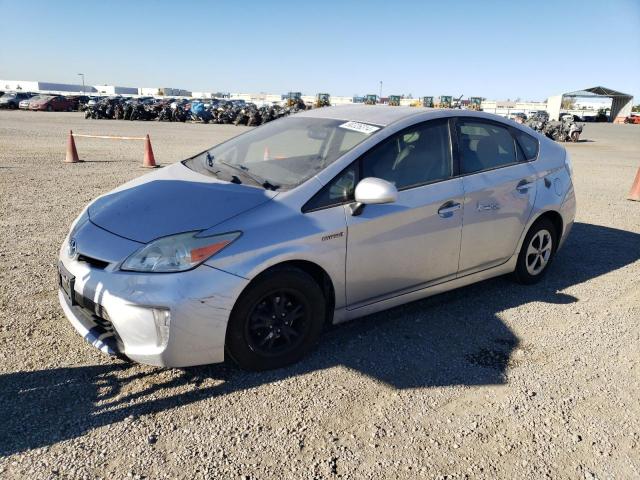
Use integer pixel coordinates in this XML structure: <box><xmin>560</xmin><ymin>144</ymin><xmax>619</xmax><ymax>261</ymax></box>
<box><xmin>516</xmin><ymin>179</ymin><xmax>533</xmax><ymax>194</ymax></box>
<box><xmin>438</xmin><ymin>201</ymin><xmax>461</xmax><ymax>218</ymax></box>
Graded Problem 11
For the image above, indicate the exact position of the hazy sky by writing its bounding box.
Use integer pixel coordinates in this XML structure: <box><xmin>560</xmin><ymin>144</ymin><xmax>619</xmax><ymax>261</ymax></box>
<box><xmin>1</xmin><ymin>0</ymin><xmax>639</xmax><ymax>101</ymax></box>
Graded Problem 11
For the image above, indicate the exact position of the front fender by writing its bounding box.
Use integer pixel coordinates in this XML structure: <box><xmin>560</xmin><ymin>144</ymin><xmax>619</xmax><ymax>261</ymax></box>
<box><xmin>204</xmin><ymin>203</ymin><xmax>348</xmax><ymax>309</ymax></box>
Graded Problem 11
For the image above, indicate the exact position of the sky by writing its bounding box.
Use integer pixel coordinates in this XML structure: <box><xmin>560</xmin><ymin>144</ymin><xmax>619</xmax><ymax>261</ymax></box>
<box><xmin>1</xmin><ymin>0</ymin><xmax>639</xmax><ymax>101</ymax></box>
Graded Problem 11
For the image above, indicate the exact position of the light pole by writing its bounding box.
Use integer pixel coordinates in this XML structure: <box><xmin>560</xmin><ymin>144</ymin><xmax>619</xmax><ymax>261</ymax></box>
<box><xmin>379</xmin><ymin>81</ymin><xmax>383</xmax><ymax>100</ymax></box>
<box><xmin>77</xmin><ymin>73</ymin><xmax>85</xmax><ymax>95</ymax></box>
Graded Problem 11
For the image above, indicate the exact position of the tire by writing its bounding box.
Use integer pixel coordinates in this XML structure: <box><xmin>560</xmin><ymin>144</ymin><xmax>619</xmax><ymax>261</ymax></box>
<box><xmin>513</xmin><ymin>218</ymin><xmax>558</xmax><ymax>285</ymax></box>
<box><xmin>225</xmin><ymin>267</ymin><xmax>326</xmax><ymax>371</ymax></box>
<box><xmin>47</xmin><ymin>105</ymin><xmax>52</xmax><ymax>112</ymax></box>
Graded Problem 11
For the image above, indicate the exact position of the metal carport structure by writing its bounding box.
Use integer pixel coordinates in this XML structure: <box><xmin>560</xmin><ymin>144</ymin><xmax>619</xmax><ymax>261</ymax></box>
<box><xmin>547</xmin><ymin>86</ymin><xmax>633</xmax><ymax>122</ymax></box>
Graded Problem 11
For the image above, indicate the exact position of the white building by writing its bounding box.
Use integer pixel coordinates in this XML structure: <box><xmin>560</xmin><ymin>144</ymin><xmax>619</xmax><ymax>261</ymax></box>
<box><xmin>0</xmin><ymin>79</ymin><xmax>98</xmax><ymax>94</ymax></box>
<box><xmin>0</xmin><ymin>79</ymin><xmax>143</xmax><ymax>96</ymax></box>
<box><xmin>480</xmin><ymin>100</ymin><xmax>548</xmax><ymax>116</ymax></box>
<box><xmin>94</xmin><ymin>85</ymin><xmax>138</xmax><ymax>95</ymax></box>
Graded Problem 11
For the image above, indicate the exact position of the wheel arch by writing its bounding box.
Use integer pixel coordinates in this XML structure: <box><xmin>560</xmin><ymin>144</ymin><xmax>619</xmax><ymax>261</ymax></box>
<box><xmin>232</xmin><ymin>259</ymin><xmax>336</xmax><ymax>327</ymax></box>
<box><xmin>512</xmin><ymin>208</ymin><xmax>565</xmax><ymax>268</ymax></box>
<box><xmin>531</xmin><ymin>210</ymin><xmax>564</xmax><ymax>243</ymax></box>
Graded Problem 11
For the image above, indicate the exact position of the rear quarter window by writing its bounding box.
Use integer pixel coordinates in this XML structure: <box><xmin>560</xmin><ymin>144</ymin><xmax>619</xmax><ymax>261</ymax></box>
<box><xmin>514</xmin><ymin>130</ymin><xmax>539</xmax><ymax>160</ymax></box>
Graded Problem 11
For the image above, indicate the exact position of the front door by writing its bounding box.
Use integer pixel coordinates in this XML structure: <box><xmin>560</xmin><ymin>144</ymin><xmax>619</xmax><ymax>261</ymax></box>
<box><xmin>344</xmin><ymin>119</ymin><xmax>464</xmax><ymax>307</ymax></box>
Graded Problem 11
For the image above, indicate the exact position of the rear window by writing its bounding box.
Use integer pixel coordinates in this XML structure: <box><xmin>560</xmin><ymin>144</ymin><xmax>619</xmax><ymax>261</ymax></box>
<box><xmin>514</xmin><ymin>130</ymin><xmax>539</xmax><ymax>160</ymax></box>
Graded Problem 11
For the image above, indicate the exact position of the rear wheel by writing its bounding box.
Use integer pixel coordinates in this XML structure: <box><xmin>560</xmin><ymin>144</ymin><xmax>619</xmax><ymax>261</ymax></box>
<box><xmin>225</xmin><ymin>268</ymin><xmax>325</xmax><ymax>371</ymax></box>
<box><xmin>514</xmin><ymin>218</ymin><xmax>557</xmax><ymax>284</ymax></box>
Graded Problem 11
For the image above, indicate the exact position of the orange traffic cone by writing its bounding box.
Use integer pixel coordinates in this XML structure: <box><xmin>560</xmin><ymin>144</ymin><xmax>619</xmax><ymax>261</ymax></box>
<box><xmin>628</xmin><ymin>167</ymin><xmax>640</xmax><ymax>201</ymax></box>
<box><xmin>65</xmin><ymin>130</ymin><xmax>80</xmax><ymax>163</ymax></box>
<box><xmin>143</xmin><ymin>134</ymin><xmax>158</xmax><ymax>168</ymax></box>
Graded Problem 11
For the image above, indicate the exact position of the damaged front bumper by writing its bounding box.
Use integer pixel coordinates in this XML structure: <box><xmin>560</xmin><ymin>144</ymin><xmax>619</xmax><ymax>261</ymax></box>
<box><xmin>58</xmin><ymin>252</ymin><xmax>248</xmax><ymax>368</ymax></box>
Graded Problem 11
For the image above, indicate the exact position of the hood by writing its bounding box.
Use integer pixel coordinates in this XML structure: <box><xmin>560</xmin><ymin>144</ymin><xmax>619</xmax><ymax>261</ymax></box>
<box><xmin>88</xmin><ymin>162</ymin><xmax>277</xmax><ymax>243</ymax></box>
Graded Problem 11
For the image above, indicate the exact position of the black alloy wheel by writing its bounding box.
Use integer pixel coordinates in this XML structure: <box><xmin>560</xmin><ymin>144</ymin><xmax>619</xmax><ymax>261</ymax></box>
<box><xmin>225</xmin><ymin>267</ymin><xmax>325</xmax><ymax>371</ymax></box>
<box><xmin>245</xmin><ymin>289</ymin><xmax>310</xmax><ymax>357</ymax></box>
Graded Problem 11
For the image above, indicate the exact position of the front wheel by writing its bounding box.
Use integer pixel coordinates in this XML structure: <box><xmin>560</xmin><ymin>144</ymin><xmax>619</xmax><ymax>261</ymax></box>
<box><xmin>570</xmin><ymin>131</ymin><xmax>580</xmax><ymax>142</ymax></box>
<box><xmin>225</xmin><ymin>268</ymin><xmax>326</xmax><ymax>371</ymax></box>
<box><xmin>513</xmin><ymin>218</ymin><xmax>558</xmax><ymax>284</ymax></box>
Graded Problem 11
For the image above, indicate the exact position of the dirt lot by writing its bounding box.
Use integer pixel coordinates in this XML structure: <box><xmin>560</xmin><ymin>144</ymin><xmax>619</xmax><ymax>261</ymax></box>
<box><xmin>0</xmin><ymin>111</ymin><xmax>638</xmax><ymax>479</ymax></box>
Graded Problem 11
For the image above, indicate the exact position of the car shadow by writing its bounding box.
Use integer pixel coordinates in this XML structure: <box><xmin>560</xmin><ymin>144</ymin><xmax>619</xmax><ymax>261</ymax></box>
<box><xmin>1</xmin><ymin>222</ymin><xmax>638</xmax><ymax>456</ymax></box>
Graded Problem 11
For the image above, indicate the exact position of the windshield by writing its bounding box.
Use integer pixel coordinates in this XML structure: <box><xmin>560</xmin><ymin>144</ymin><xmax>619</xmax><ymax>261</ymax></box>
<box><xmin>185</xmin><ymin>117</ymin><xmax>379</xmax><ymax>189</ymax></box>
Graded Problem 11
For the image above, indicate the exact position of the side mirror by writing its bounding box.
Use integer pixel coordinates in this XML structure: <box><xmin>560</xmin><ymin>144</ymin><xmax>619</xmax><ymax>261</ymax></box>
<box><xmin>350</xmin><ymin>177</ymin><xmax>397</xmax><ymax>215</ymax></box>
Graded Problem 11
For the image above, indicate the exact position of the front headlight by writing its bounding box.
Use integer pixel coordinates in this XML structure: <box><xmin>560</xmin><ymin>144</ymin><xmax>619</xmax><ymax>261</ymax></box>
<box><xmin>120</xmin><ymin>231</ymin><xmax>241</xmax><ymax>273</ymax></box>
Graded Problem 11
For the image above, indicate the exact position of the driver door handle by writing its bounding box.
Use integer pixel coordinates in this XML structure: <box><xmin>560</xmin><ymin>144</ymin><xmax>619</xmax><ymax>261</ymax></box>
<box><xmin>438</xmin><ymin>201</ymin><xmax>461</xmax><ymax>218</ymax></box>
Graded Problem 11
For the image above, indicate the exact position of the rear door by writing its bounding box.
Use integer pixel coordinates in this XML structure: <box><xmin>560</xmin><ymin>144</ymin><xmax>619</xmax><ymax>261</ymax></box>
<box><xmin>454</xmin><ymin>118</ymin><xmax>538</xmax><ymax>275</ymax></box>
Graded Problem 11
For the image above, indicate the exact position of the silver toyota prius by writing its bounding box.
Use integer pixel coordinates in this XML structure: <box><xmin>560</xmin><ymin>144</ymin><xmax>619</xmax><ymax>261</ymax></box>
<box><xmin>58</xmin><ymin>106</ymin><xmax>576</xmax><ymax>370</ymax></box>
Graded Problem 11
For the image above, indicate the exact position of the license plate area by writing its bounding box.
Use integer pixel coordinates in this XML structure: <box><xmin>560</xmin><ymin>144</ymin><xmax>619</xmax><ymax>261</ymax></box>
<box><xmin>58</xmin><ymin>262</ymin><xmax>76</xmax><ymax>306</ymax></box>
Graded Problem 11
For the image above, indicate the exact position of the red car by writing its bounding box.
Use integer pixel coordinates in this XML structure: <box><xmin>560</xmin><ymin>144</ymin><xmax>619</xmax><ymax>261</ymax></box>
<box><xmin>29</xmin><ymin>95</ymin><xmax>75</xmax><ymax>112</ymax></box>
<box><xmin>624</xmin><ymin>115</ymin><xmax>640</xmax><ymax>124</ymax></box>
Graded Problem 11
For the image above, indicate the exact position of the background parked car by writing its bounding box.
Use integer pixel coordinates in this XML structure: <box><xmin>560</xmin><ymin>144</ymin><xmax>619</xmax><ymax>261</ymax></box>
<box><xmin>65</xmin><ymin>95</ymin><xmax>91</xmax><ymax>111</ymax></box>
<box><xmin>19</xmin><ymin>94</ymin><xmax>44</xmax><ymax>110</ymax></box>
<box><xmin>0</xmin><ymin>92</ymin><xmax>34</xmax><ymax>109</ymax></box>
<box><xmin>560</xmin><ymin>113</ymin><xmax>584</xmax><ymax>122</ymax></box>
<box><xmin>85</xmin><ymin>96</ymin><xmax>102</xmax><ymax>108</ymax></box>
<box><xmin>29</xmin><ymin>95</ymin><xmax>75</xmax><ymax>112</ymax></box>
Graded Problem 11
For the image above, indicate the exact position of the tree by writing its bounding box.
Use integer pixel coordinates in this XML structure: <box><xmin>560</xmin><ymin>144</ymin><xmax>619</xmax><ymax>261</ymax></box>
<box><xmin>561</xmin><ymin>97</ymin><xmax>576</xmax><ymax>109</ymax></box>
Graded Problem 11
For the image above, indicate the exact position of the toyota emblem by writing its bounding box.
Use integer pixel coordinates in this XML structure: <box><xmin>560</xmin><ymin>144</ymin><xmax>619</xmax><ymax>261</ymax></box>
<box><xmin>67</xmin><ymin>237</ymin><xmax>77</xmax><ymax>258</ymax></box>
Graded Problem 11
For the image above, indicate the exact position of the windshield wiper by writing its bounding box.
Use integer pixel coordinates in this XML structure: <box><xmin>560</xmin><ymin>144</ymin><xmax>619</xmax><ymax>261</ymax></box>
<box><xmin>262</xmin><ymin>180</ymin><xmax>280</xmax><ymax>191</ymax></box>
<box><xmin>203</xmin><ymin>153</ymin><xmax>242</xmax><ymax>184</ymax></box>
<box><xmin>217</xmin><ymin>160</ymin><xmax>280</xmax><ymax>191</ymax></box>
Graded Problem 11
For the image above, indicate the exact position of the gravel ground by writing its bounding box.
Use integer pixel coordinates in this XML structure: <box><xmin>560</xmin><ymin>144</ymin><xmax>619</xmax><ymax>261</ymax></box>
<box><xmin>0</xmin><ymin>111</ymin><xmax>638</xmax><ymax>479</ymax></box>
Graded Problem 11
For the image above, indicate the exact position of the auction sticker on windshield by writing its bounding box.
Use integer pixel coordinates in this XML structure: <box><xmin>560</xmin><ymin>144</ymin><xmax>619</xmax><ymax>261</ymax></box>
<box><xmin>339</xmin><ymin>121</ymin><xmax>380</xmax><ymax>135</ymax></box>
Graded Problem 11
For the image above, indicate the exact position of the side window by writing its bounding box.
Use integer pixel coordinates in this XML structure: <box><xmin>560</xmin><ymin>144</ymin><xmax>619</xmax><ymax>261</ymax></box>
<box><xmin>302</xmin><ymin>163</ymin><xmax>358</xmax><ymax>212</ymax></box>
<box><xmin>457</xmin><ymin>120</ymin><xmax>517</xmax><ymax>174</ymax></box>
<box><xmin>513</xmin><ymin>129</ymin><xmax>539</xmax><ymax>161</ymax></box>
<box><xmin>361</xmin><ymin>120</ymin><xmax>452</xmax><ymax>190</ymax></box>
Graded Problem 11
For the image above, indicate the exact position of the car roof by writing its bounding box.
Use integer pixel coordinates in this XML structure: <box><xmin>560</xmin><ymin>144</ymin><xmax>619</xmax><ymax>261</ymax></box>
<box><xmin>296</xmin><ymin>105</ymin><xmax>434</xmax><ymax>126</ymax></box>
<box><xmin>297</xmin><ymin>105</ymin><xmax>538</xmax><ymax>133</ymax></box>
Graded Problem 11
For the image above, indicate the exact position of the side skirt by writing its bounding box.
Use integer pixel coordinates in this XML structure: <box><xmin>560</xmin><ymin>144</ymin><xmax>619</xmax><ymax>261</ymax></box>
<box><xmin>332</xmin><ymin>256</ymin><xmax>517</xmax><ymax>324</ymax></box>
